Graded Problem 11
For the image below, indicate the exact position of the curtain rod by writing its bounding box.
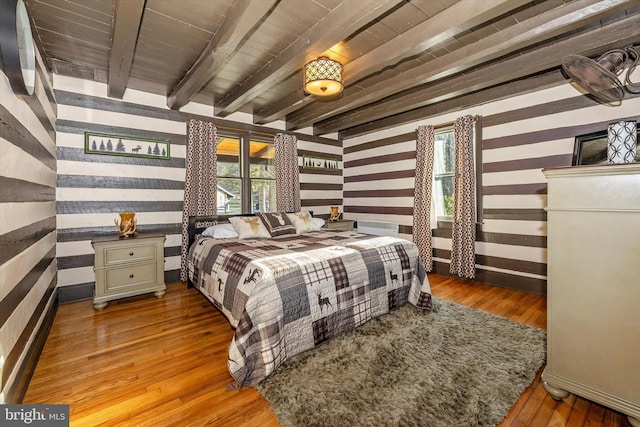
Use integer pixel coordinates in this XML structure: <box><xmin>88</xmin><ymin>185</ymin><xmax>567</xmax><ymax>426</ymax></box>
<box><xmin>214</xmin><ymin>124</ymin><xmax>276</xmax><ymax>138</ymax></box>
<box><xmin>419</xmin><ymin>114</ymin><xmax>481</xmax><ymax>131</ymax></box>
<box><xmin>188</xmin><ymin>119</ymin><xmax>281</xmax><ymax>138</ymax></box>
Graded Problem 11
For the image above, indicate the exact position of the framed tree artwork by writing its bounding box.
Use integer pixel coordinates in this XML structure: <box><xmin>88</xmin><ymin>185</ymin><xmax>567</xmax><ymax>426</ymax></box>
<box><xmin>302</xmin><ymin>155</ymin><xmax>339</xmax><ymax>170</ymax></box>
<box><xmin>84</xmin><ymin>132</ymin><xmax>170</xmax><ymax>160</ymax></box>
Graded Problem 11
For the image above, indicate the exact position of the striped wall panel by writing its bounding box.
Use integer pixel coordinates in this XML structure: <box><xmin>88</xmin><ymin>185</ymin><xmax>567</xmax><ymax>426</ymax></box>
<box><xmin>53</xmin><ymin>76</ymin><xmax>341</xmax><ymax>299</ymax></box>
<box><xmin>298</xmin><ymin>139</ymin><xmax>342</xmax><ymax>215</ymax></box>
<box><xmin>343</xmin><ymin>81</ymin><xmax>640</xmax><ymax>295</ymax></box>
<box><xmin>0</xmin><ymin>47</ymin><xmax>57</xmax><ymax>403</ymax></box>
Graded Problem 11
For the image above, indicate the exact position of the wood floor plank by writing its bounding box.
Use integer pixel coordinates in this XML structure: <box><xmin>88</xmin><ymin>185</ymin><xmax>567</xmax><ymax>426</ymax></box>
<box><xmin>583</xmin><ymin>403</ymin><xmax>606</xmax><ymax>427</ymax></box>
<box><xmin>529</xmin><ymin>393</ymin><xmax>559</xmax><ymax>427</ymax></box>
<box><xmin>22</xmin><ymin>274</ymin><xmax>630</xmax><ymax>426</ymax></box>
<box><xmin>565</xmin><ymin>394</ymin><xmax>591</xmax><ymax>427</ymax></box>
<box><xmin>512</xmin><ymin>380</ymin><xmax>549</xmax><ymax>425</ymax></box>
<box><xmin>499</xmin><ymin>370</ymin><xmax>540</xmax><ymax>425</ymax></box>
<box><xmin>546</xmin><ymin>394</ymin><xmax>577</xmax><ymax>427</ymax></box>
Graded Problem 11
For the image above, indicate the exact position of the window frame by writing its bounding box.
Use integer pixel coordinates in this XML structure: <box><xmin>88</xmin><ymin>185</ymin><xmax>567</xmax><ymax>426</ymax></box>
<box><xmin>216</xmin><ymin>130</ymin><xmax>275</xmax><ymax>215</ymax></box>
<box><xmin>433</xmin><ymin>126</ymin><xmax>456</xmax><ymax>221</ymax></box>
<box><xmin>432</xmin><ymin>121</ymin><xmax>483</xmax><ymax>227</ymax></box>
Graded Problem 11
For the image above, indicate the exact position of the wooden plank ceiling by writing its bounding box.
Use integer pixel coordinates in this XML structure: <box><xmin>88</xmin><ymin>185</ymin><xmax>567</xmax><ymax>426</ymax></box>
<box><xmin>24</xmin><ymin>0</ymin><xmax>640</xmax><ymax>137</ymax></box>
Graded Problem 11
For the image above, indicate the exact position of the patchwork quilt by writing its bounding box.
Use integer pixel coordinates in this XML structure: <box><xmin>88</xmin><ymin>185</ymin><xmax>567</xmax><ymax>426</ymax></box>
<box><xmin>188</xmin><ymin>230</ymin><xmax>432</xmax><ymax>388</ymax></box>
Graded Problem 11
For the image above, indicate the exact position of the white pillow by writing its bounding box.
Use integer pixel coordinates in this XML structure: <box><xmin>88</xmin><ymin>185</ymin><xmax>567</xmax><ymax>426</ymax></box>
<box><xmin>228</xmin><ymin>216</ymin><xmax>271</xmax><ymax>239</ymax></box>
<box><xmin>202</xmin><ymin>223</ymin><xmax>239</xmax><ymax>239</ymax></box>
<box><xmin>287</xmin><ymin>211</ymin><xmax>321</xmax><ymax>234</ymax></box>
<box><xmin>312</xmin><ymin>217</ymin><xmax>325</xmax><ymax>228</ymax></box>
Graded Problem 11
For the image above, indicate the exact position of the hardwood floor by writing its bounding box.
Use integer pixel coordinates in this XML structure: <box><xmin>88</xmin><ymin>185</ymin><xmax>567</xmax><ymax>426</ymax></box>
<box><xmin>23</xmin><ymin>274</ymin><xmax>632</xmax><ymax>426</ymax></box>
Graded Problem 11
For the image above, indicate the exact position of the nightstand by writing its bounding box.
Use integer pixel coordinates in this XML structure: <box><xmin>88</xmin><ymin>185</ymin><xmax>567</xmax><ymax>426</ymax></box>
<box><xmin>91</xmin><ymin>233</ymin><xmax>166</xmax><ymax>310</ymax></box>
<box><xmin>324</xmin><ymin>219</ymin><xmax>354</xmax><ymax>231</ymax></box>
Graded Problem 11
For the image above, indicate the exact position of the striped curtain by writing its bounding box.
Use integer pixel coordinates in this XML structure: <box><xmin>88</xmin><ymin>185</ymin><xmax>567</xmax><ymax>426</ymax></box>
<box><xmin>449</xmin><ymin>115</ymin><xmax>476</xmax><ymax>279</ymax></box>
<box><xmin>274</xmin><ymin>133</ymin><xmax>301</xmax><ymax>212</ymax></box>
<box><xmin>413</xmin><ymin>125</ymin><xmax>436</xmax><ymax>271</ymax></box>
<box><xmin>180</xmin><ymin>120</ymin><xmax>218</xmax><ymax>281</ymax></box>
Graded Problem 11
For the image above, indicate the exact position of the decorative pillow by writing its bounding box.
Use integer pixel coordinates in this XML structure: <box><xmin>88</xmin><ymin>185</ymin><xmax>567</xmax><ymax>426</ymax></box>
<box><xmin>287</xmin><ymin>211</ymin><xmax>321</xmax><ymax>234</ymax></box>
<box><xmin>228</xmin><ymin>216</ymin><xmax>271</xmax><ymax>239</ymax></box>
<box><xmin>202</xmin><ymin>223</ymin><xmax>239</xmax><ymax>239</ymax></box>
<box><xmin>256</xmin><ymin>211</ymin><xmax>297</xmax><ymax>237</ymax></box>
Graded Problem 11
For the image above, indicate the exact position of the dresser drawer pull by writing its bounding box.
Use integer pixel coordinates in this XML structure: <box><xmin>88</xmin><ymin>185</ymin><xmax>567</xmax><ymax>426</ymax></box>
<box><xmin>129</xmin><ymin>252</ymin><xmax>134</xmax><ymax>256</ymax></box>
<box><xmin>129</xmin><ymin>274</ymin><xmax>134</xmax><ymax>278</ymax></box>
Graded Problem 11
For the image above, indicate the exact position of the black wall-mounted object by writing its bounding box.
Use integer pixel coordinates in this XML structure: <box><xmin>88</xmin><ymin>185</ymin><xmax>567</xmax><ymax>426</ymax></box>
<box><xmin>0</xmin><ymin>0</ymin><xmax>36</xmax><ymax>96</ymax></box>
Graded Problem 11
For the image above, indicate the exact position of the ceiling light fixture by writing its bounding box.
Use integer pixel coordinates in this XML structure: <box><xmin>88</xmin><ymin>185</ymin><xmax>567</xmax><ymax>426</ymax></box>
<box><xmin>303</xmin><ymin>56</ymin><xmax>343</xmax><ymax>96</ymax></box>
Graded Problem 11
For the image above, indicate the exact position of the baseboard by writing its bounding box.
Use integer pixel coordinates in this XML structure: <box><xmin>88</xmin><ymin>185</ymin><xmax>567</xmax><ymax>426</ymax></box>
<box><xmin>58</xmin><ymin>282</ymin><xmax>94</xmax><ymax>304</ymax></box>
<box><xmin>6</xmin><ymin>291</ymin><xmax>58</xmax><ymax>404</ymax></box>
<box><xmin>432</xmin><ymin>261</ymin><xmax>547</xmax><ymax>295</ymax></box>
<box><xmin>164</xmin><ymin>269</ymin><xmax>180</xmax><ymax>284</ymax></box>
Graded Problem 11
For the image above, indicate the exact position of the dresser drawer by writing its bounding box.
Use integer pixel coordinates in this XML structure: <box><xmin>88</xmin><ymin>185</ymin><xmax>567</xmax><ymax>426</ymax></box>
<box><xmin>102</xmin><ymin>242</ymin><xmax>158</xmax><ymax>265</ymax></box>
<box><xmin>104</xmin><ymin>262</ymin><xmax>158</xmax><ymax>292</ymax></box>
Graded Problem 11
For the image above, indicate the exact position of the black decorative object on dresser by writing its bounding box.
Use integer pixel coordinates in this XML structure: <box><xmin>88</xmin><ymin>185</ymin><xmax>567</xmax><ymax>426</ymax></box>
<box><xmin>92</xmin><ymin>233</ymin><xmax>166</xmax><ymax>310</ymax></box>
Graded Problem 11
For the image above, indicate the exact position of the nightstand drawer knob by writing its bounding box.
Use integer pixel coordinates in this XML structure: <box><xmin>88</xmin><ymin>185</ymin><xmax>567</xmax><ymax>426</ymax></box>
<box><xmin>129</xmin><ymin>274</ymin><xmax>134</xmax><ymax>278</ymax></box>
<box><xmin>129</xmin><ymin>252</ymin><xmax>134</xmax><ymax>256</ymax></box>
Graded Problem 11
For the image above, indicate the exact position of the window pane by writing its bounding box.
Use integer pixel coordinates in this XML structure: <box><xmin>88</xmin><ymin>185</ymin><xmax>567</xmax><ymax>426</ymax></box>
<box><xmin>250</xmin><ymin>140</ymin><xmax>275</xmax><ymax>178</ymax></box>
<box><xmin>434</xmin><ymin>175</ymin><xmax>455</xmax><ymax>216</ymax></box>
<box><xmin>433</xmin><ymin>130</ymin><xmax>455</xmax><ymax>218</ymax></box>
<box><xmin>251</xmin><ymin>179</ymin><xmax>275</xmax><ymax>213</ymax></box>
<box><xmin>217</xmin><ymin>178</ymin><xmax>241</xmax><ymax>214</ymax></box>
<box><xmin>434</xmin><ymin>131</ymin><xmax>455</xmax><ymax>174</ymax></box>
<box><xmin>217</xmin><ymin>137</ymin><xmax>240</xmax><ymax>177</ymax></box>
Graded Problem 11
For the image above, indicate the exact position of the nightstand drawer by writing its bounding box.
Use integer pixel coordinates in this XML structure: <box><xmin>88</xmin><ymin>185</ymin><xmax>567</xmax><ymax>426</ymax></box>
<box><xmin>324</xmin><ymin>219</ymin><xmax>354</xmax><ymax>231</ymax></box>
<box><xmin>104</xmin><ymin>262</ymin><xmax>158</xmax><ymax>292</ymax></box>
<box><xmin>103</xmin><ymin>243</ymin><xmax>158</xmax><ymax>265</ymax></box>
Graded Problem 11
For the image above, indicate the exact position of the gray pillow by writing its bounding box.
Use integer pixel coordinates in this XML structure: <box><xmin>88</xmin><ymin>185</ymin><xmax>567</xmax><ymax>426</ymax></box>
<box><xmin>256</xmin><ymin>211</ymin><xmax>297</xmax><ymax>237</ymax></box>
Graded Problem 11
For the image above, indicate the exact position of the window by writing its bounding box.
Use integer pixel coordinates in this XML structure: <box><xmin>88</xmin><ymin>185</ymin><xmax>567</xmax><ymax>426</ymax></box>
<box><xmin>433</xmin><ymin>129</ymin><xmax>455</xmax><ymax>218</ymax></box>
<box><xmin>216</xmin><ymin>132</ymin><xmax>275</xmax><ymax>214</ymax></box>
<box><xmin>432</xmin><ymin>125</ymin><xmax>482</xmax><ymax>223</ymax></box>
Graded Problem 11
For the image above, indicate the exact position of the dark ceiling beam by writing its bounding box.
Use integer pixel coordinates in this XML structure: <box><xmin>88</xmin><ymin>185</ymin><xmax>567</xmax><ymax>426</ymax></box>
<box><xmin>254</xmin><ymin>90</ymin><xmax>313</xmax><ymax>125</ymax></box>
<box><xmin>314</xmin><ymin>12</ymin><xmax>640</xmax><ymax>135</ymax></box>
<box><xmin>287</xmin><ymin>0</ymin><xmax>632</xmax><ymax>131</ymax></box>
<box><xmin>254</xmin><ymin>0</ymin><xmax>529</xmax><ymax>125</ymax></box>
<box><xmin>346</xmin><ymin>0</ymin><xmax>534</xmax><ymax>86</ymax></box>
<box><xmin>167</xmin><ymin>0</ymin><xmax>277</xmax><ymax>111</ymax></box>
<box><xmin>107</xmin><ymin>0</ymin><xmax>145</xmax><ymax>99</ymax></box>
<box><xmin>339</xmin><ymin>71</ymin><xmax>567</xmax><ymax>139</ymax></box>
<box><xmin>214</xmin><ymin>0</ymin><xmax>402</xmax><ymax>118</ymax></box>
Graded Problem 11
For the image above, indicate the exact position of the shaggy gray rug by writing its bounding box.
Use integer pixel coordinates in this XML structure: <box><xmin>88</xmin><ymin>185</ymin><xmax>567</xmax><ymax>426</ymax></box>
<box><xmin>255</xmin><ymin>298</ymin><xmax>546</xmax><ymax>427</ymax></box>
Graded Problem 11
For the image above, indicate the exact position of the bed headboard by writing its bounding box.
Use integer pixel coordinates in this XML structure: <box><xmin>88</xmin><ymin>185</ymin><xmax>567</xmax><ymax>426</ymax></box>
<box><xmin>187</xmin><ymin>214</ymin><xmax>240</xmax><ymax>248</ymax></box>
<box><xmin>187</xmin><ymin>211</ymin><xmax>313</xmax><ymax>247</ymax></box>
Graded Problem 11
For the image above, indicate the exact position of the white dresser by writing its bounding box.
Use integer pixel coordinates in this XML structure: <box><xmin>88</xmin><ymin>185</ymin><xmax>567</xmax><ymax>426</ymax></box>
<box><xmin>92</xmin><ymin>233</ymin><xmax>166</xmax><ymax>310</ymax></box>
<box><xmin>542</xmin><ymin>164</ymin><xmax>640</xmax><ymax>427</ymax></box>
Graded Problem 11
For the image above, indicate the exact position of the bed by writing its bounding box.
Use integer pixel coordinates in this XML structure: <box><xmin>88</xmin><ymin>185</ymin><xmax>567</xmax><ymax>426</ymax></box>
<box><xmin>187</xmin><ymin>213</ymin><xmax>432</xmax><ymax>388</ymax></box>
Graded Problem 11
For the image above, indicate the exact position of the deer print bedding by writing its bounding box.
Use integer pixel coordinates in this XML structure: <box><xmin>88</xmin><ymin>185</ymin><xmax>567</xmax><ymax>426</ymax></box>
<box><xmin>187</xmin><ymin>229</ymin><xmax>432</xmax><ymax>388</ymax></box>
